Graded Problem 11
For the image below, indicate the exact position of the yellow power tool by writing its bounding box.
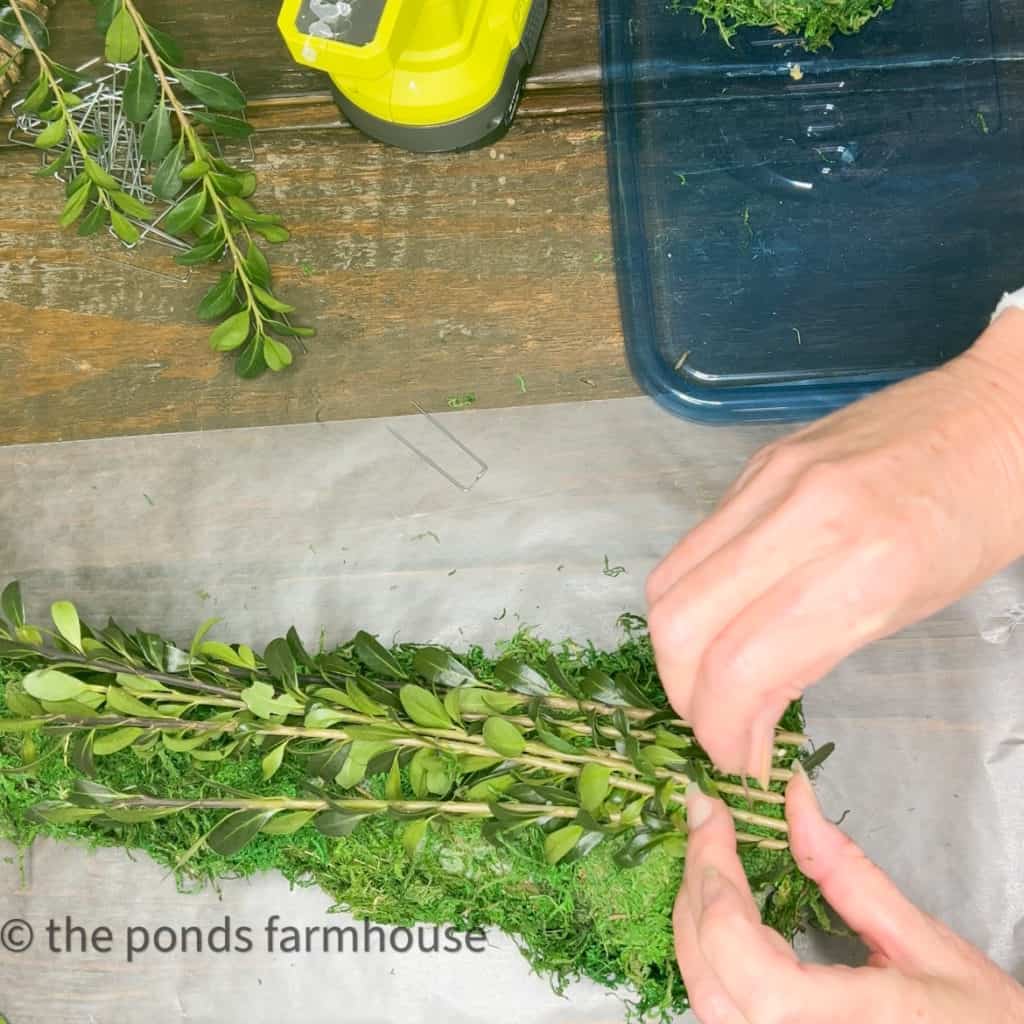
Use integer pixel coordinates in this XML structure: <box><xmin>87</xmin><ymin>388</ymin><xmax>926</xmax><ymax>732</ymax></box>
<box><xmin>277</xmin><ymin>0</ymin><xmax>549</xmax><ymax>152</ymax></box>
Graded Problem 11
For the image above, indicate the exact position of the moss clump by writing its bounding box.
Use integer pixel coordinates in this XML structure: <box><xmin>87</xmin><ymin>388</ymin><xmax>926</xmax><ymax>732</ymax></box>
<box><xmin>676</xmin><ymin>0</ymin><xmax>896</xmax><ymax>50</ymax></box>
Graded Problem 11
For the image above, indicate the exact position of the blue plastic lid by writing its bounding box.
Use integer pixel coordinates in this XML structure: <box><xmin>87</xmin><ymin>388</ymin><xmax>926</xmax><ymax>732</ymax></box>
<box><xmin>599</xmin><ymin>0</ymin><xmax>1024</xmax><ymax>423</ymax></box>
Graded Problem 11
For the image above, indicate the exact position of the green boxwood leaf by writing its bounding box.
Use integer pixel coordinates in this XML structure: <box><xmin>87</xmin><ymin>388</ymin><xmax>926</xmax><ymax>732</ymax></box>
<box><xmin>34</xmin><ymin>146</ymin><xmax>73</xmax><ymax>179</ymax></box>
<box><xmin>399</xmin><ymin>684</ymin><xmax>452</xmax><ymax>730</ymax></box>
<box><xmin>577</xmin><ymin>763</ymin><xmax>611</xmax><ymax>814</ymax></box>
<box><xmin>261</xmin><ymin>741</ymin><xmax>288</xmax><ymax>780</ymax></box>
<box><xmin>124</xmin><ymin>53</ymin><xmax>157</xmax><ymax>123</ymax></box>
<box><xmin>482</xmin><ymin>716</ymin><xmax>525</xmax><ymax>757</ymax></box>
<box><xmin>110</xmin><ymin>190</ymin><xmax>150</xmax><ymax>219</ymax></box>
<box><xmin>163</xmin><ymin>190</ymin><xmax>207</xmax><ymax>236</ymax></box>
<box><xmin>140</xmin><ymin>101</ymin><xmax>173</xmax><ymax>162</ymax></box>
<box><xmin>207</xmin><ymin>808</ymin><xmax>278</xmax><ymax>857</ymax></box>
<box><xmin>262</xmin><ymin>336</ymin><xmax>293</xmax><ymax>372</ymax></box>
<box><xmin>260</xmin><ymin>810</ymin><xmax>315</xmax><ymax>836</ymax></box>
<box><xmin>243</xmin><ymin>241</ymin><xmax>271</xmax><ymax>287</ymax></box>
<box><xmin>264</xmin><ymin>637</ymin><xmax>298</xmax><ymax>688</ymax></box>
<box><xmin>543</xmin><ymin>824</ymin><xmax>584</xmax><ymax>865</ymax></box>
<box><xmin>314</xmin><ymin>807</ymin><xmax>371</xmax><ymax>837</ymax></box>
<box><xmin>253</xmin><ymin>285</ymin><xmax>294</xmax><ymax>314</ymax></box>
<box><xmin>456</xmin><ymin>687</ymin><xmax>519</xmax><ymax>716</ymax></box>
<box><xmin>51</xmin><ymin>600</ymin><xmax>82</xmax><ymax>651</ymax></box>
<box><xmin>533</xmin><ymin>719</ymin><xmax>577</xmax><ymax>755</ymax></box>
<box><xmin>0</xmin><ymin>4</ymin><xmax>50</xmax><ymax>48</ymax></box>
<box><xmin>192</xmin><ymin>110</ymin><xmax>253</xmax><ymax>138</ymax></box>
<box><xmin>196</xmin><ymin>272</ymin><xmax>238</xmax><ymax>320</ymax></box>
<box><xmin>175</xmin><ymin>235</ymin><xmax>225</xmax><ymax>267</ymax></box>
<box><xmin>413</xmin><ymin>648</ymin><xmax>477</xmax><ymax>688</ymax></box>
<box><xmin>234</xmin><ymin>336</ymin><xmax>267</xmax><ymax>378</ymax></box>
<box><xmin>28</xmin><ymin>803</ymin><xmax>102</xmax><ymax>826</ymax></box>
<box><xmin>180</xmin><ymin>158</ymin><xmax>211</xmax><ymax>182</ymax></box>
<box><xmin>353</xmin><ymin>631</ymin><xmax>407</xmax><ymax>679</ymax></box>
<box><xmin>22</xmin><ymin>73</ymin><xmax>50</xmax><ymax>113</ymax></box>
<box><xmin>105</xmin><ymin>7</ymin><xmax>140</xmax><ymax>62</ymax></box>
<box><xmin>0</xmin><ymin>719</ymin><xmax>43</xmax><ymax>733</ymax></box>
<box><xmin>84</xmin><ymin>158</ymin><xmax>118</xmax><ymax>190</ymax></box>
<box><xmin>197</xmin><ymin>640</ymin><xmax>252</xmax><ymax>668</ymax></box>
<box><xmin>152</xmin><ymin>142</ymin><xmax>185</xmax><ymax>201</ymax></box>
<box><xmin>255</xmin><ymin>223</ymin><xmax>290</xmax><ymax>243</ymax></box>
<box><xmin>34</xmin><ymin>116</ymin><xmax>66</xmax><ymax>150</ymax></box>
<box><xmin>109</xmin><ymin>209</ymin><xmax>140</xmax><ymax>245</ymax></box>
<box><xmin>402</xmin><ymin>817</ymin><xmax>431</xmax><ymax>859</ymax></box>
<box><xmin>1</xmin><ymin>580</ymin><xmax>24</xmax><ymax>628</ymax></box>
<box><xmin>106</xmin><ymin>686</ymin><xmax>160</xmax><ymax>718</ymax></box>
<box><xmin>93</xmin><ymin>727</ymin><xmax>145</xmax><ymax>756</ymax></box>
<box><xmin>5</xmin><ymin>678</ymin><xmax>42</xmax><ymax>718</ymax></box>
<box><xmin>170</xmin><ymin>67</ymin><xmax>246</xmax><ymax>111</ymax></box>
<box><xmin>385</xmin><ymin>756</ymin><xmax>403</xmax><ymax>800</ymax></box>
<box><xmin>144</xmin><ymin>23</ymin><xmax>183</xmax><ymax>66</ymax></box>
<box><xmin>495</xmin><ymin>659</ymin><xmax>551</xmax><ymax>697</ymax></box>
<box><xmin>209</xmin><ymin>310</ymin><xmax>251</xmax><ymax>352</ymax></box>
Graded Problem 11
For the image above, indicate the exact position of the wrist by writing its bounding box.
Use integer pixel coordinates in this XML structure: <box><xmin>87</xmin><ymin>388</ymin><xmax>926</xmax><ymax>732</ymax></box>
<box><xmin>946</xmin><ymin>307</ymin><xmax>1024</xmax><ymax>563</ymax></box>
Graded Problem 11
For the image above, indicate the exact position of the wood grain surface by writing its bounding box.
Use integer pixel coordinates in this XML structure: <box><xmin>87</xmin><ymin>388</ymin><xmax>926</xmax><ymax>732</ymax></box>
<box><xmin>0</xmin><ymin>1</ymin><xmax>633</xmax><ymax>446</ymax></box>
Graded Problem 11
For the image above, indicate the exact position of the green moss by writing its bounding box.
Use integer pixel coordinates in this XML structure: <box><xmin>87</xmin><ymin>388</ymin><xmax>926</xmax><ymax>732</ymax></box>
<box><xmin>676</xmin><ymin>0</ymin><xmax>896</xmax><ymax>50</ymax></box>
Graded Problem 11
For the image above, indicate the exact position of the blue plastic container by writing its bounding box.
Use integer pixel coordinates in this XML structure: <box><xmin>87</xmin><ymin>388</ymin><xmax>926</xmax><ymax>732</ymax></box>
<box><xmin>599</xmin><ymin>0</ymin><xmax>1024</xmax><ymax>423</ymax></box>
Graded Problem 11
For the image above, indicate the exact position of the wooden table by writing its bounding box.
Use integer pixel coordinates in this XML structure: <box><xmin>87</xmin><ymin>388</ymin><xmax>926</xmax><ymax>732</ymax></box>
<box><xmin>0</xmin><ymin>1</ymin><xmax>636</xmax><ymax>445</ymax></box>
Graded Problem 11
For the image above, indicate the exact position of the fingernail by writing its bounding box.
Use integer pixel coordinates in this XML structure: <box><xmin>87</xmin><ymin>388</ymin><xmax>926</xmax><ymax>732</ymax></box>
<box><xmin>685</xmin><ymin>780</ymin><xmax>713</xmax><ymax>830</ymax></box>
<box><xmin>700</xmin><ymin>866</ymin><xmax>723</xmax><ymax>909</ymax></box>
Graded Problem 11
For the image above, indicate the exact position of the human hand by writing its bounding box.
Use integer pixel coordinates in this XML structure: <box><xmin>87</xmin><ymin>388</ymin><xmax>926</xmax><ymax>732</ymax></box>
<box><xmin>675</xmin><ymin>767</ymin><xmax>1024</xmax><ymax>1023</ymax></box>
<box><xmin>647</xmin><ymin>309</ymin><xmax>1024</xmax><ymax>784</ymax></box>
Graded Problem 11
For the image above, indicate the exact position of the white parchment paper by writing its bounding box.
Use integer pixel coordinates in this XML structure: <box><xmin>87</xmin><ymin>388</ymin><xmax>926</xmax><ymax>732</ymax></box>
<box><xmin>0</xmin><ymin>397</ymin><xmax>1021</xmax><ymax>1023</ymax></box>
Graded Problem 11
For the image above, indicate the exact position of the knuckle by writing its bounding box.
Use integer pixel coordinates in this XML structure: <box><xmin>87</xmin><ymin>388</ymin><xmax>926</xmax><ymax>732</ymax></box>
<box><xmin>647</xmin><ymin>598</ymin><xmax>682</xmax><ymax>650</ymax></box>
<box><xmin>794</xmin><ymin>459</ymin><xmax>848</xmax><ymax>502</ymax></box>
<box><xmin>701</xmin><ymin>636</ymin><xmax>753</xmax><ymax>692</ymax></box>
<box><xmin>752</xmin><ymin>440</ymin><xmax>807</xmax><ymax>481</ymax></box>
<box><xmin>689</xmin><ymin>987</ymin><xmax>737</xmax><ymax>1024</ymax></box>
<box><xmin>644</xmin><ymin>566</ymin><xmax>667</xmax><ymax>607</ymax></box>
<box><xmin>753</xmin><ymin>991</ymin><xmax>800</xmax><ymax>1024</ymax></box>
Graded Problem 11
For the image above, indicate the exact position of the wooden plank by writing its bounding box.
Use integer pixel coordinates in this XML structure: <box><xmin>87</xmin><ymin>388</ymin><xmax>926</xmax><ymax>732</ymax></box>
<box><xmin>0</xmin><ymin>113</ymin><xmax>634</xmax><ymax>446</ymax></box>
<box><xmin>28</xmin><ymin>0</ymin><xmax>601</xmax><ymax>103</ymax></box>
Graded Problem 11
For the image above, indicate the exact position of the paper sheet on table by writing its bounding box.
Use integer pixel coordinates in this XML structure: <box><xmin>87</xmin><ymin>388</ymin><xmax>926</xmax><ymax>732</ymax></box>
<box><xmin>0</xmin><ymin>396</ymin><xmax>1022</xmax><ymax>1023</ymax></box>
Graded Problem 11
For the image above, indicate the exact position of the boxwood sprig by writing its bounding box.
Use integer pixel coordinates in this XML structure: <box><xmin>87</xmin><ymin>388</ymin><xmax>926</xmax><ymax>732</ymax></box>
<box><xmin>105</xmin><ymin>0</ymin><xmax>312</xmax><ymax>377</ymax></box>
<box><xmin>7</xmin><ymin>0</ymin><xmax>312</xmax><ymax>377</ymax></box>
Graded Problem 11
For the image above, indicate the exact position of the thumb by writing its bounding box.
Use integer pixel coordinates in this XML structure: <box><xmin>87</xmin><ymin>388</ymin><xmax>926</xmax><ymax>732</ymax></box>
<box><xmin>786</xmin><ymin>761</ymin><xmax>955</xmax><ymax>971</ymax></box>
